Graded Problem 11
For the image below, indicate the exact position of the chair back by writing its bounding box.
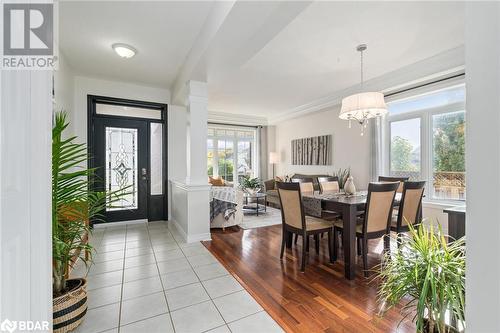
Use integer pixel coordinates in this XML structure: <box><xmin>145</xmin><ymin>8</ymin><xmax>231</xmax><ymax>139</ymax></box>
<box><xmin>378</xmin><ymin>176</ymin><xmax>409</xmax><ymax>193</ymax></box>
<box><xmin>397</xmin><ymin>181</ymin><xmax>426</xmax><ymax>228</ymax></box>
<box><xmin>363</xmin><ymin>182</ymin><xmax>399</xmax><ymax>234</ymax></box>
<box><xmin>317</xmin><ymin>176</ymin><xmax>340</xmax><ymax>193</ymax></box>
<box><xmin>291</xmin><ymin>177</ymin><xmax>315</xmax><ymax>194</ymax></box>
<box><xmin>276</xmin><ymin>182</ymin><xmax>305</xmax><ymax>231</ymax></box>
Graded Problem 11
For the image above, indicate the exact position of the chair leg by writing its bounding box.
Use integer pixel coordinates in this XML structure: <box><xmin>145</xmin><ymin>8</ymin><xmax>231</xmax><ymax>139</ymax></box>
<box><xmin>280</xmin><ymin>230</ymin><xmax>286</xmax><ymax>260</ymax></box>
<box><xmin>314</xmin><ymin>234</ymin><xmax>320</xmax><ymax>254</ymax></box>
<box><xmin>357</xmin><ymin>237</ymin><xmax>362</xmax><ymax>256</ymax></box>
<box><xmin>333</xmin><ymin>228</ymin><xmax>338</xmax><ymax>261</ymax></box>
<box><xmin>396</xmin><ymin>231</ymin><xmax>402</xmax><ymax>249</ymax></box>
<box><xmin>328</xmin><ymin>229</ymin><xmax>334</xmax><ymax>263</ymax></box>
<box><xmin>363</xmin><ymin>238</ymin><xmax>368</xmax><ymax>278</ymax></box>
<box><xmin>306</xmin><ymin>236</ymin><xmax>310</xmax><ymax>253</ymax></box>
<box><xmin>294</xmin><ymin>233</ymin><xmax>298</xmax><ymax>245</ymax></box>
<box><xmin>301</xmin><ymin>233</ymin><xmax>307</xmax><ymax>272</ymax></box>
<box><xmin>286</xmin><ymin>231</ymin><xmax>293</xmax><ymax>249</ymax></box>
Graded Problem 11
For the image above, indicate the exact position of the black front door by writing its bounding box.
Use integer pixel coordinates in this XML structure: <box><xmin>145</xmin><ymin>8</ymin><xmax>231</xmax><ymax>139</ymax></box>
<box><xmin>93</xmin><ymin>117</ymin><xmax>149</xmax><ymax>222</ymax></box>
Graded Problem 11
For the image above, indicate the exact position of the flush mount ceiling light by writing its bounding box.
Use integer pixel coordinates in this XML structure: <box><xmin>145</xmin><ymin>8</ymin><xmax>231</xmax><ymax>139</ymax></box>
<box><xmin>112</xmin><ymin>43</ymin><xmax>137</xmax><ymax>59</ymax></box>
<box><xmin>339</xmin><ymin>44</ymin><xmax>387</xmax><ymax>136</ymax></box>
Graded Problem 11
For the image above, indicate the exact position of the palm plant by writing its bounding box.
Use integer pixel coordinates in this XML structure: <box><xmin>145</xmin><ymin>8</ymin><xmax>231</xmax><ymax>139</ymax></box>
<box><xmin>52</xmin><ymin>111</ymin><xmax>123</xmax><ymax>296</ymax></box>
<box><xmin>376</xmin><ymin>222</ymin><xmax>465</xmax><ymax>333</ymax></box>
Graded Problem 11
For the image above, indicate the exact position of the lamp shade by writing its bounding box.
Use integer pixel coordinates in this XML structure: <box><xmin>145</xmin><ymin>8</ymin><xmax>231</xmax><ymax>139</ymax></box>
<box><xmin>339</xmin><ymin>92</ymin><xmax>388</xmax><ymax>121</ymax></box>
<box><xmin>269</xmin><ymin>152</ymin><xmax>279</xmax><ymax>164</ymax></box>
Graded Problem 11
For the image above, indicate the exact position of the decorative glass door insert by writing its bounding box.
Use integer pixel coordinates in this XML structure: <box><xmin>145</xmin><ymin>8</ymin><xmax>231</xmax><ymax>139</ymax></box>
<box><xmin>105</xmin><ymin>127</ymin><xmax>138</xmax><ymax>211</ymax></box>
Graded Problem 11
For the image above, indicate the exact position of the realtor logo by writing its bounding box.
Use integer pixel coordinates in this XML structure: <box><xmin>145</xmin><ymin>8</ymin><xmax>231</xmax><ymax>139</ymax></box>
<box><xmin>2</xmin><ymin>2</ymin><xmax>56</xmax><ymax>69</ymax></box>
<box><xmin>3</xmin><ymin>3</ymin><xmax>53</xmax><ymax>55</ymax></box>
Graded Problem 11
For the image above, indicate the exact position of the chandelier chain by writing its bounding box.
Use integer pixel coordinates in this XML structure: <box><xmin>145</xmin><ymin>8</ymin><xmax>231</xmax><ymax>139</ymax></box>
<box><xmin>360</xmin><ymin>48</ymin><xmax>364</xmax><ymax>88</ymax></box>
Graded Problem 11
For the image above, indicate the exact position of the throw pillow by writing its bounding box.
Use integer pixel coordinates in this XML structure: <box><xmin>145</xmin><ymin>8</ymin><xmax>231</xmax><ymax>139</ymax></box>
<box><xmin>209</xmin><ymin>176</ymin><xmax>225</xmax><ymax>186</ymax></box>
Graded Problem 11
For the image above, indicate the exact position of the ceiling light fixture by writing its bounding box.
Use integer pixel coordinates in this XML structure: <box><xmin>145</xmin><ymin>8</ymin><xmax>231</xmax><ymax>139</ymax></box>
<box><xmin>112</xmin><ymin>43</ymin><xmax>137</xmax><ymax>59</ymax></box>
<box><xmin>339</xmin><ymin>44</ymin><xmax>387</xmax><ymax>136</ymax></box>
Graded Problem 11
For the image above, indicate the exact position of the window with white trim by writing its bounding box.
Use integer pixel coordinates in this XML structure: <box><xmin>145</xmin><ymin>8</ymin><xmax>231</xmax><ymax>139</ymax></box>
<box><xmin>207</xmin><ymin>125</ymin><xmax>257</xmax><ymax>183</ymax></box>
<box><xmin>385</xmin><ymin>84</ymin><xmax>466</xmax><ymax>201</ymax></box>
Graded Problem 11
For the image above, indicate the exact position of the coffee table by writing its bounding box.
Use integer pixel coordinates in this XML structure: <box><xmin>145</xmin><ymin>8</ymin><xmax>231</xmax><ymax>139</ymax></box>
<box><xmin>242</xmin><ymin>192</ymin><xmax>267</xmax><ymax>216</ymax></box>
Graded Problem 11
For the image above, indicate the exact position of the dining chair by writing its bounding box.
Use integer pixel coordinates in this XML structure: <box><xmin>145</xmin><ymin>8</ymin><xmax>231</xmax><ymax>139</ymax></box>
<box><xmin>317</xmin><ymin>176</ymin><xmax>340</xmax><ymax>193</ymax></box>
<box><xmin>291</xmin><ymin>177</ymin><xmax>315</xmax><ymax>193</ymax></box>
<box><xmin>391</xmin><ymin>181</ymin><xmax>426</xmax><ymax>244</ymax></box>
<box><xmin>277</xmin><ymin>182</ymin><xmax>334</xmax><ymax>272</ymax></box>
<box><xmin>378</xmin><ymin>176</ymin><xmax>409</xmax><ymax>193</ymax></box>
<box><xmin>333</xmin><ymin>181</ymin><xmax>399</xmax><ymax>277</ymax></box>
<box><xmin>291</xmin><ymin>177</ymin><xmax>337</xmax><ymax>247</ymax></box>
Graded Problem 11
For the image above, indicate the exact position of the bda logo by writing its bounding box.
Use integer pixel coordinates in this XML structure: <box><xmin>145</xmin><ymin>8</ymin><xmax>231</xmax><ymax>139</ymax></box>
<box><xmin>0</xmin><ymin>319</ymin><xmax>17</xmax><ymax>333</ymax></box>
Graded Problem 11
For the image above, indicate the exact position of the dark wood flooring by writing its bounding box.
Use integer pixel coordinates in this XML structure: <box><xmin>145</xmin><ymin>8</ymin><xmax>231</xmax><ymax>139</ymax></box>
<box><xmin>203</xmin><ymin>224</ymin><xmax>415</xmax><ymax>333</ymax></box>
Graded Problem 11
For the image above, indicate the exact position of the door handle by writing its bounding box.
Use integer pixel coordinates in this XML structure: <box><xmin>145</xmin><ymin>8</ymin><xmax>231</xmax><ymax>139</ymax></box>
<box><xmin>141</xmin><ymin>168</ymin><xmax>148</xmax><ymax>180</ymax></box>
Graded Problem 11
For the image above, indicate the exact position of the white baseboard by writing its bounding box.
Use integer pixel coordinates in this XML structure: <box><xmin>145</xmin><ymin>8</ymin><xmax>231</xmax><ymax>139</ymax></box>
<box><xmin>169</xmin><ymin>219</ymin><xmax>212</xmax><ymax>243</ymax></box>
<box><xmin>187</xmin><ymin>232</ymin><xmax>212</xmax><ymax>243</ymax></box>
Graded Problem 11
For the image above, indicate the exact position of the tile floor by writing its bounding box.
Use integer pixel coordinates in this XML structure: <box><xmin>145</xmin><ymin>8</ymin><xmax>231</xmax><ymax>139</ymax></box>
<box><xmin>71</xmin><ymin>221</ymin><xmax>283</xmax><ymax>333</ymax></box>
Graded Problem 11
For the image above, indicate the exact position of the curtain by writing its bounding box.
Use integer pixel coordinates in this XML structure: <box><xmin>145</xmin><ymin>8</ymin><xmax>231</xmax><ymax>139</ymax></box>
<box><xmin>258</xmin><ymin>126</ymin><xmax>268</xmax><ymax>180</ymax></box>
<box><xmin>370</xmin><ymin>116</ymin><xmax>386</xmax><ymax>181</ymax></box>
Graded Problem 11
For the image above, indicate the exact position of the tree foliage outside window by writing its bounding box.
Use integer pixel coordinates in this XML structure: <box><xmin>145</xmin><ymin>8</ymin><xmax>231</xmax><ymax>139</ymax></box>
<box><xmin>391</xmin><ymin>136</ymin><xmax>417</xmax><ymax>172</ymax></box>
<box><xmin>433</xmin><ymin>111</ymin><xmax>465</xmax><ymax>172</ymax></box>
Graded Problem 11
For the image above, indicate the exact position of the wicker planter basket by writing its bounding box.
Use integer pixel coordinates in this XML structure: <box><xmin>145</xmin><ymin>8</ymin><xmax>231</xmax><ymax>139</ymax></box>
<box><xmin>53</xmin><ymin>278</ymin><xmax>88</xmax><ymax>333</ymax></box>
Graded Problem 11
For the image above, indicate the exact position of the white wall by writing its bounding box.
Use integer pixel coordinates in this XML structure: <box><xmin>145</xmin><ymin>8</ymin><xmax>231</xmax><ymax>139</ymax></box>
<box><xmin>72</xmin><ymin>76</ymin><xmax>171</xmax><ymax>140</ymax></box>
<box><xmin>1</xmin><ymin>71</ymin><xmax>53</xmax><ymax>328</ymax></box>
<box><xmin>465</xmin><ymin>2</ymin><xmax>500</xmax><ymax>330</ymax></box>
<box><xmin>53</xmin><ymin>53</ymin><xmax>75</xmax><ymax>116</ymax></box>
<box><xmin>275</xmin><ymin>105</ymin><xmax>371</xmax><ymax>189</ymax></box>
<box><xmin>168</xmin><ymin>105</ymin><xmax>188</xmax><ymax>219</ymax></box>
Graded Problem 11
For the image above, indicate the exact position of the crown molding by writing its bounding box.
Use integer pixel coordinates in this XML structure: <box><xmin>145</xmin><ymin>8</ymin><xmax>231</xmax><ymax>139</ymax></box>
<box><xmin>208</xmin><ymin>111</ymin><xmax>268</xmax><ymax>126</ymax></box>
<box><xmin>268</xmin><ymin>45</ymin><xmax>465</xmax><ymax>125</ymax></box>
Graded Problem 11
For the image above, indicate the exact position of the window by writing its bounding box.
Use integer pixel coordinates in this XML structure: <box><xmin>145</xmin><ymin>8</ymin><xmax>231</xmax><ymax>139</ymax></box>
<box><xmin>207</xmin><ymin>125</ymin><xmax>258</xmax><ymax>184</ymax></box>
<box><xmin>432</xmin><ymin>111</ymin><xmax>465</xmax><ymax>200</ymax></box>
<box><xmin>385</xmin><ymin>84</ymin><xmax>466</xmax><ymax>201</ymax></box>
<box><xmin>390</xmin><ymin>118</ymin><xmax>421</xmax><ymax>180</ymax></box>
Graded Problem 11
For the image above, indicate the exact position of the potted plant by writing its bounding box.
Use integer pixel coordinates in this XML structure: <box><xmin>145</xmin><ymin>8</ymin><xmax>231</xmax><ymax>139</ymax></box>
<box><xmin>240</xmin><ymin>175</ymin><xmax>261</xmax><ymax>195</ymax></box>
<box><xmin>376</xmin><ymin>222</ymin><xmax>465</xmax><ymax>333</ymax></box>
<box><xmin>52</xmin><ymin>112</ymin><xmax>125</xmax><ymax>332</ymax></box>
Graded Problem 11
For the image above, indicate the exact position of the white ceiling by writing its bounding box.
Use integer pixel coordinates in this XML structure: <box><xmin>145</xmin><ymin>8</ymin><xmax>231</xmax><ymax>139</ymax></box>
<box><xmin>59</xmin><ymin>1</ymin><xmax>464</xmax><ymax>118</ymax></box>
<box><xmin>208</xmin><ymin>1</ymin><xmax>465</xmax><ymax>116</ymax></box>
<box><xmin>59</xmin><ymin>1</ymin><xmax>214</xmax><ymax>87</ymax></box>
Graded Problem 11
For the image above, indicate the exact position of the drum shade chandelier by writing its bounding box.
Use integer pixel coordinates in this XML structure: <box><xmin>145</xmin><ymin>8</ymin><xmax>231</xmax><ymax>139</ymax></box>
<box><xmin>339</xmin><ymin>44</ymin><xmax>387</xmax><ymax>135</ymax></box>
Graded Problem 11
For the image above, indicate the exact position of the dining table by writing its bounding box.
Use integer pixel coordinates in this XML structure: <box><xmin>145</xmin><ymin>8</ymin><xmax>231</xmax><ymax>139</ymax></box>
<box><xmin>301</xmin><ymin>191</ymin><xmax>401</xmax><ymax>280</ymax></box>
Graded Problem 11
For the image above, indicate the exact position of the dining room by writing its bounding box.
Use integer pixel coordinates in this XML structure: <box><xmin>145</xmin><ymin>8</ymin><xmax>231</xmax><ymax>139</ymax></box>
<box><xmin>203</xmin><ymin>50</ymin><xmax>467</xmax><ymax>331</ymax></box>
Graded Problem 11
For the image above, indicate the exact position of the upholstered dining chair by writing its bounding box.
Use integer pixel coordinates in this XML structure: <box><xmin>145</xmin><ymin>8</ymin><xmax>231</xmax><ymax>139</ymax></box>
<box><xmin>317</xmin><ymin>176</ymin><xmax>340</xmax><ymax>193</ymax></box>
<box><xmin>277</xmin><ymin>182</ymin><xmax>334</xmax><ymax>272</ymax></box>
<box><xmin>291</xmin><ymin>177</ymin><xmax>315</xmax><ymax>194</ymax></box>
<box><xmin>333</xmin><ymin>182</ymin><xmax>399</xmax><ymax>277</ymax></box>
<box><xmin>391</xmin><ymin>181</ymin><xmax>426</xmax><ymax>240</ymax></box>
<box><xmin>291</xmin><ymin>177</ymin><xmax>337</xmax><ymax>247</ymax></box>
<box><xmin>378</xmin><ymin>176</ymin><xmax>409</xmax><ymax>193</ymax></box>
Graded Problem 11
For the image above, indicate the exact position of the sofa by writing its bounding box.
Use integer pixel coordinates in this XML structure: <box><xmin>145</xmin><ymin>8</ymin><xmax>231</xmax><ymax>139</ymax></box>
<box><xmin>264</xmin><ymin>174</ymin><xmax>331</xmax><ymax>208</ymax></box>
<box><xmin>210</xmin><ymin>186</ymin><xmax>244</xmax><ymax>230</ymax></box>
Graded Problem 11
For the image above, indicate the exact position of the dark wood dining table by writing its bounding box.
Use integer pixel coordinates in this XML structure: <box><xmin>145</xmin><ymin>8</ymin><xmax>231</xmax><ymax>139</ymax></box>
<box><xmin>302</xmin><ymin>191</ymin><xmax>401</xmax><ymax>280</ymax></box>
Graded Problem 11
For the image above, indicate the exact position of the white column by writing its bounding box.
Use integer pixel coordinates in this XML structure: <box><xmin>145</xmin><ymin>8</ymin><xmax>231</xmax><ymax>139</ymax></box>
<box><xmin>186</xmin><ymin>81</ymin><xmax>209</xmax><ymax>185</ymax></box>
<box><xmin>170</xmin><ymin>81</ymin><xmax>211</xmax><ymax>243</ymax></box>
<box><xmin>465</xmin><ymin>2</ymin><xmax>500</xmax><ymax>331</ymax></box>
<box><xmin>0</xmin><ymin>71</ymin><xmax>53</xmax><ymax>326</ymax></box>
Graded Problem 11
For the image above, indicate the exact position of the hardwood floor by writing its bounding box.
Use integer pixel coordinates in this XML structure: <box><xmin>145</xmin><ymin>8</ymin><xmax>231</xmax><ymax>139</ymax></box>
<box><xmin>203</xmin><ymin>225</ymin><xmax>415</xmax><ymax>333</ymax></box>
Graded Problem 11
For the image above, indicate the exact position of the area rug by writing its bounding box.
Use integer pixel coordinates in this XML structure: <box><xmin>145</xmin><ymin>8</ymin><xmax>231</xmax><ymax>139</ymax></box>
<box><xmin>238</xmin><ymin>206</ymin><xmax>282</xmax><ymax>229</ymax></box>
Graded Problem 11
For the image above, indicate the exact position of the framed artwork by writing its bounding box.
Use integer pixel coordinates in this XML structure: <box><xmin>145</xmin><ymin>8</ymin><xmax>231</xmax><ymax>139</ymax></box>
<box><xmin>291</xmin><ymin>135</ymin><xmax>332</xmax><ymax>165</ymax></box>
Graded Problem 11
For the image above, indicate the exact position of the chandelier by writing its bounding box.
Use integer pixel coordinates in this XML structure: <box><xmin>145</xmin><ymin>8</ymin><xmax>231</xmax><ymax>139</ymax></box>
<box><xmin>339</xmin><ymin>44</ymin><xmax>387</xmax><ymax>135</ymax></box>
